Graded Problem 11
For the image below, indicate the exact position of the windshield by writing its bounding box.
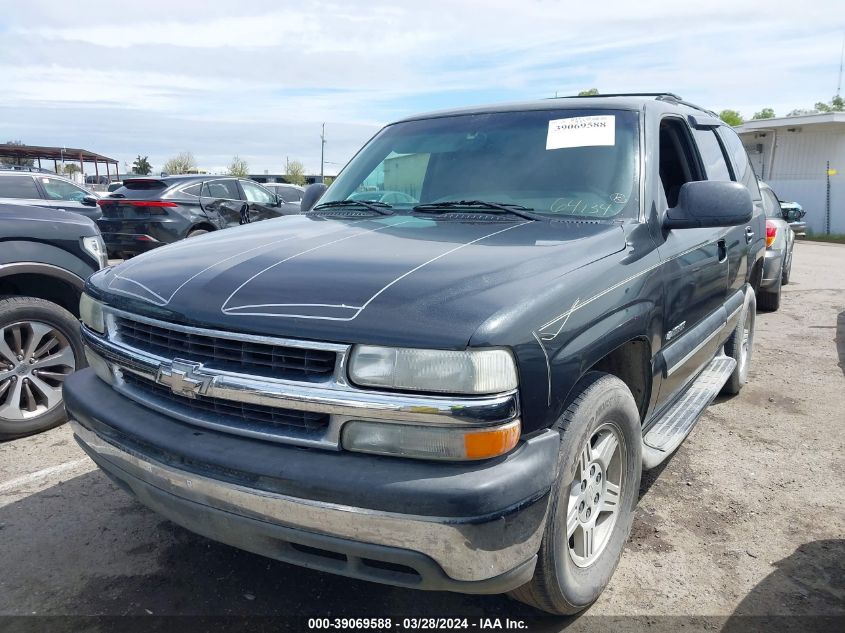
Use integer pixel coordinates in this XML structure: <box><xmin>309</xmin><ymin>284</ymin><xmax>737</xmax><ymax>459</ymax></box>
<box><xmin>322</xmin><ymin>108</ymin><xmax>640</xmax><ymax>219</ymax></box>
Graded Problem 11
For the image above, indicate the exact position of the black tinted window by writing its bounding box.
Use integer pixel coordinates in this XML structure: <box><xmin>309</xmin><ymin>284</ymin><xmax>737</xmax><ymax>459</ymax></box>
<box><xmin>0</xmin><ymin>175</ymin><xmax>40</xmax><ymax>199</ymax></box>
<box><xmin>275</xmin><ymin>187</ymin><xmax>302</xmax><ymax>203</ymax></box>
<box><xmin>181</xmin><ymin>183</ymin><xmax>203</xmax><ymax>197</ymax></box>
<box><xmin>762</xmin><ymin>188</ymin><xmax>782</xmax><ymax>218</ymax></box>
<box><xmin>203</xmin><ymin>179</ymin><xmax>241</xmax><ymax>199</ymax></box>
<box><xmin>693</xmin><ymin>129</ymin><xmax>731</xmax><ymax>181</ymax></box>
<box><xmin>718</xmin><ymin>127</ymin><xmax>762</xmax><ymax>201</ymax></box>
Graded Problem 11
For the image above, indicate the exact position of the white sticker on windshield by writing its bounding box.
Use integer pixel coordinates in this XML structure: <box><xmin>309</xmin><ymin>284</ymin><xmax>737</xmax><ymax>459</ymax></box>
<box><xmin>546</xmin><ymin>115</ymin><xmax>615</xmax><ymax>150</ymax></box>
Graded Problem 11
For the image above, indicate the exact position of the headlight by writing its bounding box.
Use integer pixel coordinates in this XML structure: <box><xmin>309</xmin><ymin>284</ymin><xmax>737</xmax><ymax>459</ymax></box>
<box><xmin>348</xmin><ymin>346</ymin><xmax>518</xmax><ymax>394</ymax></box>
<box><xmin>81</xmin><ymin>235</ymin><xmax>108</xmax><ymax>269</ymax></box>
<box><xmin>79</xmin><ymin>293</ymin><xmax>105</xmax><ymax>333</ymax></box>
<box><xmin>342</xmin><ymin>419</ymin><xmax>520</xmax><ymax>461</ymax></box>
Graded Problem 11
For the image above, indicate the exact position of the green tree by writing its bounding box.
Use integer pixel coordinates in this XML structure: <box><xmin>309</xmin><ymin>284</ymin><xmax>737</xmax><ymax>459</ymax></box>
<box><xmin>61</xmin><ymin>164</ymin><xmax>81</xmax><ymax>177</ymax></box>
<box><xmin>577</xmin><ymin>88</ymin><xmax>599</xmax><ymax>96</ymax></box>
<box><xmin>227</xmin><ymin>155</ymin><xmax>249</xmax><ymax>177</ymax></box>
<box><xmin>752</xmin><ymin>108</ymin><xmax>776</xmax><ymax>120</ymax></box>
<box><xmin>815</xmin><ymin>95</ymin><xmax>845</xmax><ymax>112</ymax></box>
<box><xmin>132</xmin><ymin>155</ymin><xmax>152</xmax><ymax>175</ymax></box>
<box><xmin>285</xmin><ymin>159</ymin><xmax>306</xmax><ymax>186</ymax></box>
<box><xmin>163</xmin><ymin>151</ymin><xmax>197</xmax><ymax>175</ymax></box>
<box><xmin>719</xmin><ymin>109</ymin><xmax>744</xmax><ymax>126</ymax></box>
<box><xmin>0</xmin><ymin>140</ymin><xmax>35</xmax><ymax>167</ymax></box>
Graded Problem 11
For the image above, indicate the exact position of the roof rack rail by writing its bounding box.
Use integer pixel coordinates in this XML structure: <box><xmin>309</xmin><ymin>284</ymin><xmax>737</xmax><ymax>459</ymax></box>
<box><xmin>553</xmin><ymin>92</ymin><xmax>684</xmax><ymax>101</ymax></box>
<box><xmin>551</xmin><ymin>92</ymin><xmax>718</xmax><ymax>117</ymax></box>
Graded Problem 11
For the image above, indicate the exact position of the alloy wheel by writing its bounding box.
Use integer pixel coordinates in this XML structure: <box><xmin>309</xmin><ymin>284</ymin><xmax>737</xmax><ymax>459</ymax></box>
<box><xmin>566</xmin><ymin>423</ymin><xmax>626</xmax><ymax>567</ymax></box>
<box><xmin>0</xmin><ymin>321</ymin><xmax>76</xmax><ymax>422</ymax></box>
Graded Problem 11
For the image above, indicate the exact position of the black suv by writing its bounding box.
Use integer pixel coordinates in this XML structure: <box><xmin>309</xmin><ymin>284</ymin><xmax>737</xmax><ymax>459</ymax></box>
<box><xmin>0</xmin><ymin>203</ymin><xmax>106</xmax><ymax>438</ymax></box>
<box><xmin>67</xmin><ymin>94</ymin><xmax>765</xmax><ymax>614</ymax></box>
<box><xmin>97</xmin><ymin>175</ymin><xmax>288</xmax><ymax>258</ymax></box>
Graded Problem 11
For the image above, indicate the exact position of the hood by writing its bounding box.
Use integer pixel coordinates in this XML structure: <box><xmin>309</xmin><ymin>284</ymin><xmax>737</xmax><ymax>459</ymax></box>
<box><xmin>0</xmin><ymin>202</ymin><xmax>99</xmax><ymax>238</ymax></box>
<box><xmin>92</xmin><ymin>214</ymin><xmax>626</xmax><ymax>348</ymax></box>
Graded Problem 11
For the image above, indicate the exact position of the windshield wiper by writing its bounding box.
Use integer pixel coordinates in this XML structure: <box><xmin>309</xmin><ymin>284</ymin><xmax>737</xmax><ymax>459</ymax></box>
<box><xmin>412</xmin><ymin>200</ymin><xmax>541</xmax><ymax>221</ymax></box>
<box><xmin>312</xmin><ymin>199</ymin><xmax>394</xmax><ymax>215</ymax></box>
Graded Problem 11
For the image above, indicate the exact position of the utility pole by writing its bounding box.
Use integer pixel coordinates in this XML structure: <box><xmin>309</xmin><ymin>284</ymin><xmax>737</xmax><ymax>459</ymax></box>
<box><xmin>838</xmin><ymin>33</ymin><xmax>844</xmax><ymax>98</ymax></box>
<box><xmin>320</xmin><ymin>123</ymin><xmax>326</xmax><ymax>184</ymax></box>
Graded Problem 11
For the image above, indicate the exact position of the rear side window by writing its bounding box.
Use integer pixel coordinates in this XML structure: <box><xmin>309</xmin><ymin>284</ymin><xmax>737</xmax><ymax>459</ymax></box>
<box><xmin>718</xmin><ymin>127</ymin><xmax>762</xmax><ymax>201</ymax></box>
<box><xmin>275</xmin><ymin>187</ymin><xmax>302</xmax><ymax>203</ymax></box>
<box><xmin>181</xmin><ymin>183</ymin><xmax>203</xmax><ymax>197</ymax></box>
<box><xmin>692</xmin><ymin>129</ymin><xmax>732</xmax><ymax>181</ymax></box>
<box><xmin>203</xmin><ymin>179</ymin><xmax>241</xmax><ymax>200</ymax></box>
<box><xmin>0</xmin><ymin>175</ymin><xmax>40</xmax><ymax>199</ymax></box>
<box><xmin>761</xmin><ymin>188</ymin><xmax>782</xmax><ymax>218</ymax></box>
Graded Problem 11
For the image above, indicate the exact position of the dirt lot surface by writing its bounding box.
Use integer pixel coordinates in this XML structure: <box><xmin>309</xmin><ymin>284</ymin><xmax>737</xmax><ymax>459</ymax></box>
<box><xmin>1</xmin><ymin>241</ymin><xmax>843</xmax><ymax>631</ymax></box>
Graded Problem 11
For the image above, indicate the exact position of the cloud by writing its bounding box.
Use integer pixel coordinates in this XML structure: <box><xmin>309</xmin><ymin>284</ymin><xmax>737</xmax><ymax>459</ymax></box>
<box><xmin>2</xmin><ymin>0</ymin><xmax>843</xmax><ymax>172</ymax></box>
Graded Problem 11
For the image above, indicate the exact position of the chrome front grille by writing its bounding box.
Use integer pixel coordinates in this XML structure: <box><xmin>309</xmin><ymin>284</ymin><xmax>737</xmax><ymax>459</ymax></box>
<box><xmin>121</xmin><ymin>372</ymin><xmax>330</xmax><ymax>437</ymax></box>
<box><xmin>82</xmin><ymin>307</ymin><xmax>519</xmax><ymax>451</ymax></box>
<box><xmin>115</xmin><ymin>316</ymin><xmax>336</xmax><ymax>381</ymax></box>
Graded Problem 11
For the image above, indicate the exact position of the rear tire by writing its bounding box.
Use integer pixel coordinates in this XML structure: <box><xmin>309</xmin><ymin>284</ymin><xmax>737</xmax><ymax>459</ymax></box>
<box><xmin>187</xmin><ymin>228</ymin><xmax>209</xmax><ymax>238</ymax></box>
<box><xmin>758</xmin><ymin>275</ymin><xmax>781</xmax><ymax>311</ymax></box>
<box><xmin>722</xmin><ymin>287</ymin><xmax>756</xmax><ymax>396</ymax></box>
<box><xmin>0</xmin><ymin>297</ymin><xmax>85</xmax><ymax>439</ymax></box>
<box><xmin>509</xmin><ymin>372</ymin><xmax>641</xmax><ymax>615</ymax></box>
<box><xmin>781</xmin><ymin>249</ymin><xmax>792</xmax><ymax>285</ymax></box>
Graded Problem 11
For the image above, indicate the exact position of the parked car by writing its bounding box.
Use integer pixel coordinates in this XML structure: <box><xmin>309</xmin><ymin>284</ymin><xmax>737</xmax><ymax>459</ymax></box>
<box><xmin>0</xmin><ymin>203</ymin><xmax>106</xmax><ymax>438</ymax></box>
<box><xmin>107</xmin><ymin>181</ymin><xmax>125</xmax><ymax>193</ymax></box>
<box><xmin>96</xmin><ymin>175</ymin><xmax>287</xmax><ymax>258</ymax></box>
<box><xmin>349</xmin><ymin>190</ymin><xmax>418</xmax><ymax>204</ymax></box>
<box><xmin>66</xmin><ymin>94</ymin><xmax>764</xmax><ymax>615</ymax></box>
<box><xmin>261</xmin><ymin>182</ymin><xmax>305</xmax><ymax>214</ymax></box>
<box><xmin>779</xmin><ymin>201</ymin><xmax>807</xmax><ymax>236</ymax></box>
<box><xmin>0</xmin><ymin>171</ymin><xmax>100</xmax><ymax>221</ymax></box>
<box><xmin>758</xmin><ymin>181</ymin><xmax>795</xmax><ymax>311</ymax></box>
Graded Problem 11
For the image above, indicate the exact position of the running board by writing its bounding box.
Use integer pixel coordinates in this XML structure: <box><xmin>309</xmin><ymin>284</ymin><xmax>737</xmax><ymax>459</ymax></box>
<box><xmin>642</xmin><ymin>354</ymin><xmax>736</xmax><ymax>469</ymax></box>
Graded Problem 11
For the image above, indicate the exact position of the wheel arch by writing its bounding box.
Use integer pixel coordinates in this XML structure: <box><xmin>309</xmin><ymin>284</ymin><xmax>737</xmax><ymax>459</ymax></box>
<box><xmin>0</xmin><ymin>264</ymin><xmax>84</xmax><ymax>317</ymax></box>
<box><xmin>189</xmin><ymin>222</ymin><xmax>216</xmax><ymax>234</ymax></box>
<box><xmin>546</xmin><ymin>305</ymin><xmax>656</xmax><ymax>429</ymax></box>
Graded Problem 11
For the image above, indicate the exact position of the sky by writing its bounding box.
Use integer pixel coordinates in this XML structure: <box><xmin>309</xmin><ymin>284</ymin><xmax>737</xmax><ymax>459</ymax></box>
<box><xmin>1</xmin><ymin>0</ymin><xmax>843</xmax><ymax>176</ymax></box>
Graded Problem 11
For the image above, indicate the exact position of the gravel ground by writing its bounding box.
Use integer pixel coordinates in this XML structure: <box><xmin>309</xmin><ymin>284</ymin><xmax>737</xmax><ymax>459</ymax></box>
<box><xmin>0</xmin><ymin>241</ymin><xmax>843</xmax><ymax>629</ymax></box>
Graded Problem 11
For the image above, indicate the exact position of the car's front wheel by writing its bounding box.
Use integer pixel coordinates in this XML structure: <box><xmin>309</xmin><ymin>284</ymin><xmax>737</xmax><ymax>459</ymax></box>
<box><xmin>0</xmin><ymin>297</ymin><xmax>84</xmax><ymax>439</ymax></box>
<box><xmin>509</xmin><ymin>372</ymin><xmax>641</xmax><ymax>614</ymax></box>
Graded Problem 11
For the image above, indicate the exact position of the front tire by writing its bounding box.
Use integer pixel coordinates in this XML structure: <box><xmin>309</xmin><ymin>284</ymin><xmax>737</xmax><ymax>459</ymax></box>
<box><xmin>509</xmin><ymin>373</ymin><xmax>641</xmax><ymax>615</ymax></box>
<box><xmin>0</xmin><ymin>297</ymin><xmax>84</xmax><ymax>439</ymax></box>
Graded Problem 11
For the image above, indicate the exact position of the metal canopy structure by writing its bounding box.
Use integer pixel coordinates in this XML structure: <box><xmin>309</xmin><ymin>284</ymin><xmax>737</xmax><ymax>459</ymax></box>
<box><xmin>0</xmin><ymin>144</ymin><xmax>120</xmax><ymax>182</ymax></box>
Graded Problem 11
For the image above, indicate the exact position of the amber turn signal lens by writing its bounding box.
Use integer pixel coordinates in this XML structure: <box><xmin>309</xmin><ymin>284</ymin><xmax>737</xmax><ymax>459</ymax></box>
<box><xmin>464</xmin><ymin>421</ymin><xmax>521</xmax><ymax>459</ymax></box>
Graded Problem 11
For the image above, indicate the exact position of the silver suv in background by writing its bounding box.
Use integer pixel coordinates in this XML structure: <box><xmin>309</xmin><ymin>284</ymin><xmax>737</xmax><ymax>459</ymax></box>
<box><xmin>758</xmin><ymin>181</ymin><xmax>795</xmax><ymax>311</ymax></box>
<box><xmin>0</xmin><ymin>169</ymin><xmax>100</xmax><ymax>220</ymax></box>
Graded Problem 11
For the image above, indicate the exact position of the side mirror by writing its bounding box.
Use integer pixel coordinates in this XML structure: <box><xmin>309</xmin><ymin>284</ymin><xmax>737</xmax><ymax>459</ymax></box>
<box><xmin>82</xmin><ymin>194</ymin><xmax>98</xmax><ymax>207</ymax></box>
<box><xmin>664</xmin><ymin>181</ymin><xmax>753</xmax><ymax>230</ymax></box>
<box><xmin>301</xmin><ymin>183</ymin><xmax>328</xmax><ymax>213</ymax></box>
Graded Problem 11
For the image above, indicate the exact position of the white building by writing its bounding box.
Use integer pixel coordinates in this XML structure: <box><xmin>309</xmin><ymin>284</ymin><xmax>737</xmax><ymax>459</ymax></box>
<box><xmin>736</xmin><ymin>112</ymin><xmax>845</xmax><ymax>234</ymax></box>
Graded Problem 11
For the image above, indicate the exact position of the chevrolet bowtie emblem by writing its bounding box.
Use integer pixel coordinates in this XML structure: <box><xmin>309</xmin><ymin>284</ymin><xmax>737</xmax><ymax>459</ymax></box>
<box><xmin>155</xmin><ymin>359</ymin><xmax>213</xmax><ymax>399</ymax></box>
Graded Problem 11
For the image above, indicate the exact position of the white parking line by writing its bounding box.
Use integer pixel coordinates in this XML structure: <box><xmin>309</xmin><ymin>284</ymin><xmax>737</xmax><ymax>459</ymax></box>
<box><xmin>0</xmin><ymin>458</ymin><xmax>94</xmax><ymax>499</ymax></box>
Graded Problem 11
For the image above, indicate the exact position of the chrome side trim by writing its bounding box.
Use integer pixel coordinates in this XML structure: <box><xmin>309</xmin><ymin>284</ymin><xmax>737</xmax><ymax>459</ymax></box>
<box><xmin>72</xmin><ymin>421</ymin><xmax>549</xmax><ymax>582</ymax></box>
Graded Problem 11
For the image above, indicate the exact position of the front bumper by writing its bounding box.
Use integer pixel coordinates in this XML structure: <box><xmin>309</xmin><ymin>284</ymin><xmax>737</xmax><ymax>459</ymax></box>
<box><xmin>761</xmin><ymin>249</ymin><xmax>784</xmax><ymax>288</ymax></box>
<box><xmin>64</xmin><ymin>369</ymin><xmax>558</xmax><ymax>592</ymax></box>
